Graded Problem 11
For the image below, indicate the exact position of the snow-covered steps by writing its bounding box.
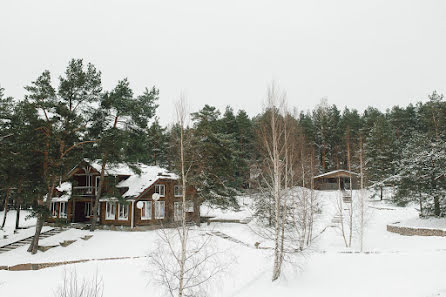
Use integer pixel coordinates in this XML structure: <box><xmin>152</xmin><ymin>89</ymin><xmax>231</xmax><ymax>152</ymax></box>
<box><xmin>208</xmin><ymin>216</ymin><xmax>253</xmax><ymax>224</ymax></box>
<box><xmin>208</xmin><ymin>230</ymin><xmax>252</xmax><ymax>247</ymax></box>
<box><xmin>331</xmin><ymin>215</ymin><xmax>343</xmax><ymax>224</ymax></box>
<box><xmin>0</xmin><ymin>227</ymin><xmax>68</xmax><ymax>254</ymax></box>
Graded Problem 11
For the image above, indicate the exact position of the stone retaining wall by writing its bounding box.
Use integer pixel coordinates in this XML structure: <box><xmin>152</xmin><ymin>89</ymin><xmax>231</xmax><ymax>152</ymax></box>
<box><xmin>387</xmin><ymin>224</ymin><xmax>446</xmax><ymax>236</ymax></box>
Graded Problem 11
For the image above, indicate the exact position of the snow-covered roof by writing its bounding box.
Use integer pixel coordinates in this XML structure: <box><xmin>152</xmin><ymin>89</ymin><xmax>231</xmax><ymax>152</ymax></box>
<box><xmin>66</xmin><ymin>160</ymin><xmax>179</xmax><ymax>200</ymax></box>
<box><xmin>116</xmin><ymin>164</ymin><xmax>178</xmax><ymax>198</ymax></box>
<box><xmin>47</xmin><ymin>182</ymin><xmax>72</xmax><ymax>202</ymax></box>
<box><xmin>51</xmin><ymin>196</ymin><xmax>70</xmax><ymax>202</ymax></box>
<box><xmin>88</xmin><ymin>160</ymin><xmax>137</xmax><ymax>176</ymax></box>
<box><xmin>313</xmin><ymin>170</ymin><xmax>359</xmax><ymax>179</ymax></box>
<box><xmin>56</xmin><ymin>182</ymin><xmax>72</xmax><ymax>193</ymax></box>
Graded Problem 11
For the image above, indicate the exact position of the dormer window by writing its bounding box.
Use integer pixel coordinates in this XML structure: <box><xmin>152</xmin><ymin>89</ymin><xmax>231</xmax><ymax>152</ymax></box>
<box><xmin>154</xmin><ymin>184</ymin><xmax>165</xmax><ymax>197</ymax></box>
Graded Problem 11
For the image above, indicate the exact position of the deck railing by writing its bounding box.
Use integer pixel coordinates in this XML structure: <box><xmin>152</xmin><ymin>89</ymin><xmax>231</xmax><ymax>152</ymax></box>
<box><xmin>72</xmin><ymin>186</ymin><xmax>96</xmax><ymax>196</ymax></box>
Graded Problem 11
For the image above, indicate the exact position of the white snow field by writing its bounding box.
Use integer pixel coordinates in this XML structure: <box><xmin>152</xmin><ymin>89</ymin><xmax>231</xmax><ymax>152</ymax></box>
<box><xmin>1</xmin><ymin>191</ymin><xmax>446</xmax><ymax>297</ymax></box>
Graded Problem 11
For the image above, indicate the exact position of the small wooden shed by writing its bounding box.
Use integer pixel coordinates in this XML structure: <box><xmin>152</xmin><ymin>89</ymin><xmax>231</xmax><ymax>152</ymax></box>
<box><xmin>313</xmin><ymin>170</ymin><xmax>360</xmax><ymax>190</ymax></box>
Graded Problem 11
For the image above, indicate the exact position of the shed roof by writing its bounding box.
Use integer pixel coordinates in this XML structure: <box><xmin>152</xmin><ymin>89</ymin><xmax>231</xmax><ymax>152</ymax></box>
<box><xmin>313</xmin><ymin>169</ymin><xmax>359</xmax><ymax>179</ymax></box>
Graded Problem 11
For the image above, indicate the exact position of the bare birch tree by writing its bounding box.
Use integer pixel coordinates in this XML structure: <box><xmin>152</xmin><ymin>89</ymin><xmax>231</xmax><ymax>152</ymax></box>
<box><xmin>254</xmin><ymin>83</ymin><xmax>318</xmax><ymax>281</ymax></box>
<box><xmin>264</xmin><ymin>84</ymin><xmax>285</xmax><ymax>281</ymax></box>
<box><xmin>346</xmin><ymin>129</ymin><xmax>353</xmax><ymax>248</ymax></box>
<box><xmin>148</xmin><ymin>96</ymin><xmax>228</xmax><ymax>297</ymax></box>
<box><xmin>55</xmin><ymin>269</ymin><xmax>103</xmax><ymax>297</ymax></box>
<box><xmin>359</xmin><ymin>135</ymin><xmax>365</xmax><ymax>252</ymax></box>
<box><xmin>176</xmin><ymin>95</ymin><xmax>188</xmax><ymax>297</ymax></box>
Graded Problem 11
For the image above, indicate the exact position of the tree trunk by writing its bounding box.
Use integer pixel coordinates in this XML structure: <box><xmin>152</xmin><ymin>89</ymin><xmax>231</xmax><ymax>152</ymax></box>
<box><xmin>90</xmin><ymin>157</ymin><xmax>107</xmax><ymax>231</ymax></box>
<box><xmin>418</xmin><ymin>192</ymin><xmax>423</xmax><ymax>217</ymax></box>
<box><xmin>434</xmin><ymin>196</ymin><xmax>440</xmax><ymax>216</ymax></box>
<box><xmin>346</xmin><ymin>134</ymin><xmax>353</xmax><ymax>248</ymax></box>
<box><xmin>178</xmin><ymin>119</ymin><xmax>187</xmax><ymax>297</ymax></box>
<box><xmin>15</xmin><ymin>202</ymin><xmax>21</xmax><ymax>231</ymax></box>
<box><xmin>306</xmin><ymin>149</ymin><xmax>315</xmax><ymax>246</ymax></box>
<box><xmin>359</xmin><ymin>135</ymin><xmax>365</xmax><ymax>253</ymax></box>
<box><xmin>380</xmin><ymin>187</ymin><xmax>383</xmax><ymax>200</ymax></box>
<box><xmin>1</xmin><ymin>188</ymin><xmax>11</xmax><ymax>229</ymax></box>
<box><xmin>272</xmin><ymin>166</ymin><xmax>281</xmax><ymax>281</ymax></box>
<box><xmin>28</xmin><ymin>176</ymin><xmax>57</xmax><ymax>254</ymax></box>
<box><xmin>14</xmin><ymin>180</ymin><xmax>23</xmax><ymax>231</ymax></box>
<box><xmin>338</xmin><ymin>178</ymin><xmax>348</xmax><ymax>248</ymax></box>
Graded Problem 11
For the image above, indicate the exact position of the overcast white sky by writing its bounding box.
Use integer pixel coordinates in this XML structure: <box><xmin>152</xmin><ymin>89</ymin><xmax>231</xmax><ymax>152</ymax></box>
<box><xmin>1</xmin><ymin>0</ymin><xmax>446</xmax><ymax>124</ymax></box>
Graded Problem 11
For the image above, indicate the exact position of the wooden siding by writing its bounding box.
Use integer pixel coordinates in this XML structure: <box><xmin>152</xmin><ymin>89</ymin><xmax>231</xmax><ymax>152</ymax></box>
<box><xmin>47</xmin><ymin>174</ymin><xmax>200</xmax><ymax>227</ymax></box>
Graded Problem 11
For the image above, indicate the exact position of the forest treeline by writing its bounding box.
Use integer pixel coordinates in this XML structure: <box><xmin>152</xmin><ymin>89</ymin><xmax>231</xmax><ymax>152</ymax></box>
<box><xmin>0</xmin><ymin>59</ymin><xmax>445</xmax><ymax>223</ymax></box>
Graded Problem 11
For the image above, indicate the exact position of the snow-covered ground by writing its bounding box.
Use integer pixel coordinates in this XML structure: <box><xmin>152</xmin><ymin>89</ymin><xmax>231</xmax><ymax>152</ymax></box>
<box><xmin>0</xmin><ymin>210</ymin><xmax>50</xmax><ymax>247</ymax></box>
<box><xmin>392</xmin><ymin>216</ymin><xmax>446</xmax><ymax>231</ymax></box>
<box><xmin>200</xmin><ymin>196</ymin><xmax>255</xmax><ymax>221</ymax></box>
<box><xmin>1</xmin><ymin>191</ymin><xmax>446</xmax><ymax>297</ymax></box>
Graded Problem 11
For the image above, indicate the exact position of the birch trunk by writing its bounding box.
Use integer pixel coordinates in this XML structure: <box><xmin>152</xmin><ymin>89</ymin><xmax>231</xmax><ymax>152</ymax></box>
<box><xmin>347</xmin><ymin>133</ymin><xmax>353</xmax><ymax>248</ymax></box>
<box><xmin>338</xmin><ymin>178</ymin><xmax>348</xmax><ymax>247</ymax></box>
<box><xmin>359</xmin><ymin>135</ymin><xmax>365</xmax><ymax>253</ymax></box>
<box><xmin>306</xmin><ymin>149</ymin><xmax>315</xmax><ymax>246</ymax></box>
<box><xmin>178</xmin><ymin>113</ymin><xmax>187</xmax><ymax>297</ymax></box>
<box><xmin>271</xmin><ymin>98</ymin><xmax>282</xmax><ymax>282</ymax></box>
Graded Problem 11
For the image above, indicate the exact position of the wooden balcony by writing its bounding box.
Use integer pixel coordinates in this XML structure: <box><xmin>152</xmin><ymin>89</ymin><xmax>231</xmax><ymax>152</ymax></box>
<box><xmin>72</xmin><ymin>186</ymin><xmax>96</xmax><ymax>197</ymax></box>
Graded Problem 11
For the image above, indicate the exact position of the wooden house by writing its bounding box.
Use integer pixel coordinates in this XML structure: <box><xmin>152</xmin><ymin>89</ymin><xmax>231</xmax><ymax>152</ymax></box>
<box><xmin>46</xmin><ymin>160</ymin><xmax>199</xmax><ymax>228</ymax></box>
<box><xmin>313</xmin><ymin>169</ymin><xmax>360</xmax><ymax>190</ymax></box>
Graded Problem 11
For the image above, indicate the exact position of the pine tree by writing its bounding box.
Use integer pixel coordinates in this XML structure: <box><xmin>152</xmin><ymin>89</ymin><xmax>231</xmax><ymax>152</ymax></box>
<box><xmin>395</xmin><ymin>132</ymin><xmax>446</xmax><ymax>215</ymax></box>
<box><xmin>145</xmin><ymin>118</ymin><xmax>169</xmax><ymax>166</ymax></box>
<box><xmin>235</xmin><ymin>109</ymin><xmax>255</xmax><ymax>188</ymax></box>
<box><xmin>13</xmin><ymin>100</ymin><xmax>45</xmax><ymax>229</ymax></box>
<box><xmin>0</xmin><ymin>86</ymin><xmax>14</xmax><ymax>226</ymax></box>
<box><xmin>26</xmin><ymin>59</ymin><xmax>102</xmax><ymax>253</ymax></box>
<box><xmin>365</xmin><ymin>115</ymin><xmax>396</xmax><ymax>199</ymax></box>
<box><xmin>88</xmin><ymin>80</ymin><xmax>159</xmax><ymax>231</ymax></box>
<box><xmin>188</xmin><ymin>105</ymin><xmax>239</xmax><ymax>208</ymax></box>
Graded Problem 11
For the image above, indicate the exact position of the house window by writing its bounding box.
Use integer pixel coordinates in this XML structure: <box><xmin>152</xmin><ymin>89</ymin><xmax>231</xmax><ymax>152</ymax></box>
<box><xmin>118</xmin><ymin>203</ymin><xmax>129</xmax><ymax>220</ymax></box>
<box><xmin>154</xmin><ymin>184</ymin><xmax>165</xmax><ymax>197</ymax></box>
<box><xmin>174</xmin><ymin>202</ymin><xmax>182</xmax><ymax>221</ymax></box>
<box><xmin>106</xmin><ymin>202</ymin><xmax>116</xmax><ymax>220</ymax></box>
<box><xmin>50</xmin><ymin>202</ymin><xmax>58</xmax><ymax>218</ymax></box>
<box><xmin>85</xmin><ymin>202</ymin><xmax>91</xmax><ymax>217</ymax></box>
<box><xmin>155</xmin><ymin>201</ymin><xmax>165</xmax><ymax>219</ymax></box>
<box><xmin>95</xmin><ymin>176</ymin><xmax>101</xmax><ymax>193</ymax></box>
<box><xmin>186</xmin><ymin>200</ymin><xmax>194</xmax><ymax>213</ymax></box>
<box><xmin>174</xmin><ymin>185</ymin><xmax>183</xmax><ymax>197</ymax></box>
<box><xmin>86</xmin><ymin>172</ymin><xmax>93</xmax><ymax>194</ymax></box>
<box><xmin>141</xmin><ymin>201</ymin><xmax>152</xmax><ymax>220</ymax></box>
<box><xmin>60</xmin><ymin>202</ymin><xmax>67</xmax><ymax>218</ymax></box>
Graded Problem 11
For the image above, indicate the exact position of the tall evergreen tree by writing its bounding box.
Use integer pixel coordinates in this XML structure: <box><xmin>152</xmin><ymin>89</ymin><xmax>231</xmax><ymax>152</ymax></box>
<box><xmin>395</xmin><ymin>132</ymin><xmax>446</xmax><ymax>215</ymax></box>
<box><xmin>365</xmin><ymin>115</ymin><xmax>396</xmax><ymax>199</ymax></box>
<box><xmin>188</xmin><ymin>105</ymin><xmax>239</xmax><ymax>208</ymax></box>
<box><xmin>88</xmin><ymin>80</ymin><xmax>159</xmax><ymax>231</ymax></box>
<box><xmin>145</xmin><ymin>118</ymin><xmax>169</xmax><ymax>166</ymax></box>
<box><xmin>235</xmin><ymin>109</ymin><xmax>255</xmax><ymax>188</ymax></box>
<box><xmin>26</xmin><ymin>59</ymin><xmax>102</xmax><ymax>253</ymax></box>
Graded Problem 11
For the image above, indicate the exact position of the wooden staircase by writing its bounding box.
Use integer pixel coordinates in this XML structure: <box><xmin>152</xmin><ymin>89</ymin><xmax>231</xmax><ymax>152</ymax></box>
<box><xmin>342</xmin><ymin>190</ymin><xmax>352</xmax><ymax>203</ymax></box>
